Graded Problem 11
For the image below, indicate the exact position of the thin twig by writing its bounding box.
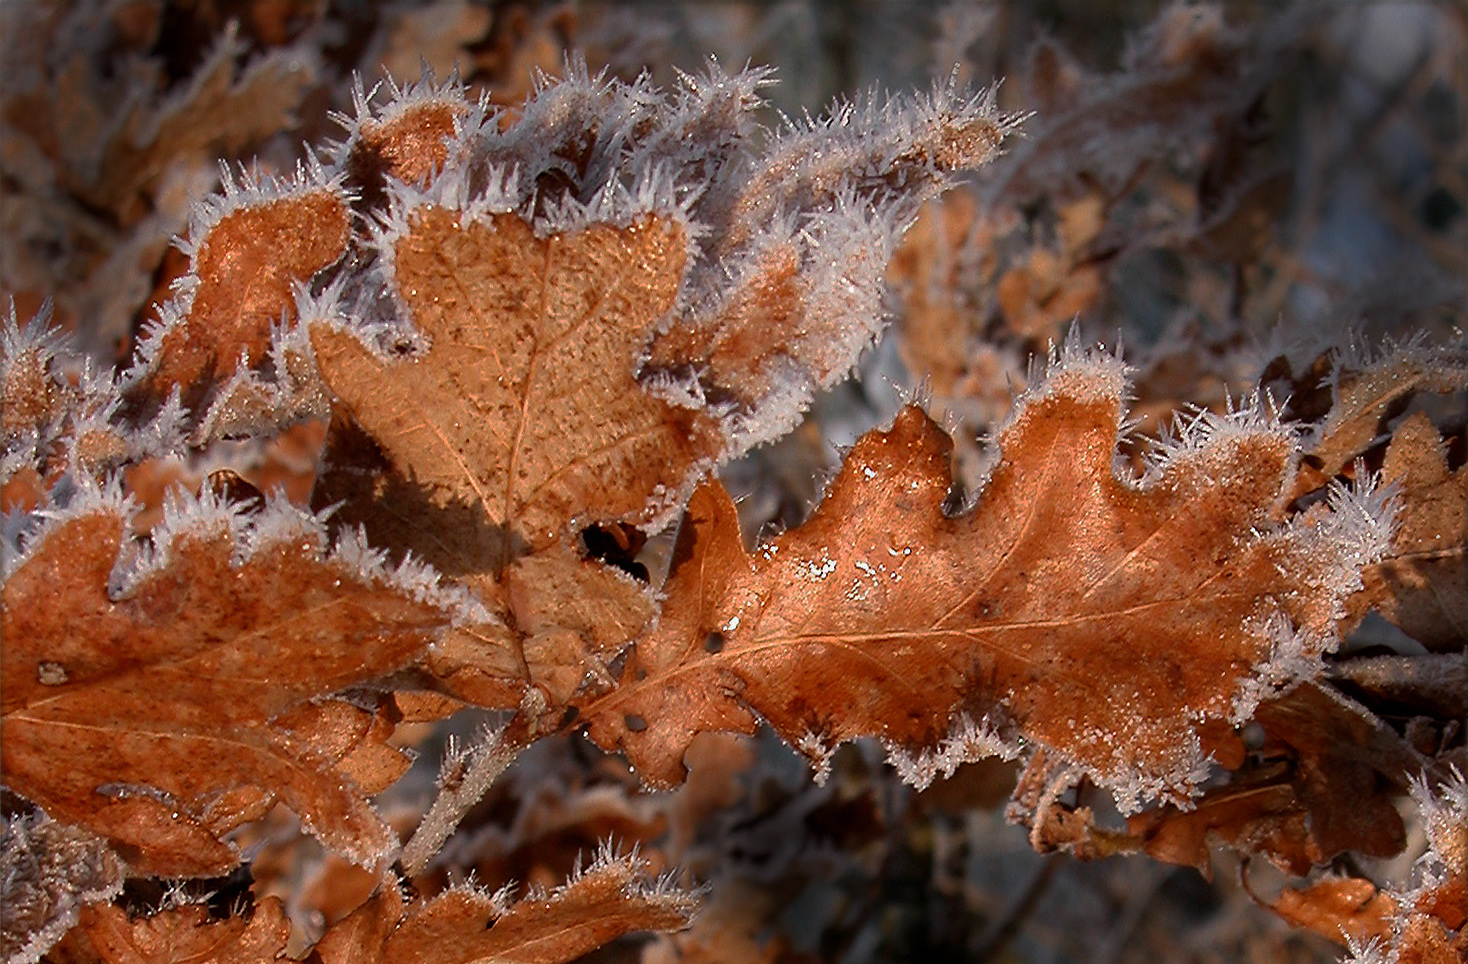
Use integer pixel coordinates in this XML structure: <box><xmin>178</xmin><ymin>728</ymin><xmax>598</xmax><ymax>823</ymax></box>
<box><xmin>400</xmin><ymin>727</ymin><xmax>520</xmax><ymax>878</ymax></box>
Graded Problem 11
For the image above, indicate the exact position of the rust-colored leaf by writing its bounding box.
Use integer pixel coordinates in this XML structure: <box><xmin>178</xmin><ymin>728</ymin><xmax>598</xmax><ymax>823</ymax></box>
<box><xmin>584</xmin><ymin>345</ymin><xmax>1391</xmax><ymax>809</ymax></box>
<box><xmin>312</xmin><ymin>208</ymin><xmax>715</xmax><ymax>560</ymax></box>
<box><xmin>1</xmin><ymin>490</ymin><xmax>460</xmax><ymax>876</ymax></box>
<box><xmin>1290</xmin><ymin>338</ymin><xmax>1468</xmax><ymax>501</ymax></box>
<box><xmin>137</xmin><ymin>180</ymin><xmax>350</xmax><ymax>410</ymax></box>
<box><xmin>310</xmin><ymin>206</ymin><xmax>719</xmax><ymax>707</ymax></box>
<box><xmin>47</xmin><ymin>898</ymin><xmax>291</xmax><ymax>964</ymax></box>
<box><xmin>345</xmin><ymin>91</ymin><xmax>466</xmax><ymax>214</ymax></box>
<box><xmin>1129</xmin><ymin>682</ymin><xmax>1412</xmax><ymax>875</ymax></box>
<box><xmin>314</xmin><ymin>852</ymin><xmax>695</xmax><ymax>964</ymax></box>
<box><xmin>80</xmin><ymin>32</ymin><xmax>316</xmax><ymax>221</ymax></box>
<box><xmin>1348</xmin><ymin>412</ymin><xmax>1467</xmax><ymax>650</ymax></box>
<box><xmin>1267</xmin><ymin>877</ymin><xmax>1396</xmax><ymax>946</ymax></box>
<box><xmin>1127</xmin><ymin>778</ymin><xmax>1313</xmax><ymax>877</ymax></box>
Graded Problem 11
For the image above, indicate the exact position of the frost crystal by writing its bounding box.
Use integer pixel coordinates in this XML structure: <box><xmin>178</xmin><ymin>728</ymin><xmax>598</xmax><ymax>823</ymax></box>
<box><xmin>885</xmin><ymin>714</ymin><xmax>1018</xmax><ymax>790</ymax></box>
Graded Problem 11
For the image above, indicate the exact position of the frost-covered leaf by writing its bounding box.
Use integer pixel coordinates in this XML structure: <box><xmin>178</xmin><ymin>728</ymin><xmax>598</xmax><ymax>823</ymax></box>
<box><xmin>295</xmin><ymin>62</ymin><xmax>1014</xmax><ymax>714</ymax></box>
<box><xmin>1336</xmin><ymin>770</ymin><xmax>1468</xmax><ymax>964</ymax></box>
<box><xmin>312</xmin><ymin>850</ymin><xmax>695</xmax><ymax>964</ymax></box>
<box><xmin>47</xmin><ymin>897</ymin><xmax>291</xmax><ymax>964</ymax></box>
<box><xmin>130</xmin><ymin>167</ymin><xmax>350</xmax><ymax>414</ymax></box>
<box><xmin>0</xmin><ymin>815</ymin><xmax>123</xmax><ymax>964</ymax></box>
<box><xmin>0</xmin><ymin>486</ymin><xmax>466</xmax><ymax>876</ymax></box>
<box><xmin>1290</xmin><ymin>335</ymin><xmax>1468</xmax><ymax>501</ymax></box>
<box><xmin>1127</xmin><ymin>682</ymin><xmax>1414</xmax><ymax>875</ymax></box>
<box><xmin>985</xmin><ymin>4</ymin><xmax>1252</xmax><ymax>204</ymax></box>
<box><xmin>336</xmin><ymin>72</ymin><xmax>475</xmax><ymax>214</ymax></box>
<box><xmin>3</xmin><ymin>302</ymin><xmax>187</xmax><ymax>496</ymax></box>
<box><xmin>1266</xmin><ymin>877</ymin><xmax>1395</xmax><ymax>947</ymax></box>
<box><xmin>583</xmin><ymin>341</ymin><xmax>1393</xmax><ymax>810</ymax></box>
<box><xmin>310</xmin><ymin>206</ymin><xmax>706</xmax><ymax>707</ymax></box>
<box><xmin>645</xmin><ymin>74</ymin><xmax>1022</xmax><ymax>447</ymax></box>
<box><xmin>1</xmin><ymin>300</ymin><xmax>71</xmax><ymax>442</ymax></box>
<box><xmin>72</xmin><ymin>26</ymin><xmax>317</xmax><ymax>220</ymax></box>
<box><xmin>0</xmin><ymin>11</ymin><xmax>326</xmax><ymax>362</ymax></box>
<box><xmin>1348</xmin><ymin>412</ymin><xmax>1467</xmax><ymax>651</ymax></box>
<box><xmin>312</xmin><ymin>209</ymin><xmax>716</xmax><ymax>559</ymax></box>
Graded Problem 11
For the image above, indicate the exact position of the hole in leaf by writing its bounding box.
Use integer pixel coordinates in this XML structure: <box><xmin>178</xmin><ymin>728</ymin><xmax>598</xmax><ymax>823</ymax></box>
<box><xmin>118</xmin><ymin>863</ymin><xmax>254</xmax><ymax>920</ymax></box>
<box><xmin>205</xmin><ymin>469</ymin><xmax>262</xmax><ymax>509</ymax></box>
<box><xmin>624</xmin><ymin>713</ymin><xmax>648</xmax><ymax>732</ymax></box>
<box><xmin>579</xmin><ymin>523</ymin><xmax>649</xmax><ymax>581</ymax></box>
<box><xmin>703</xmin><ymin>631</ymin><xmax>725</xmax><ymax>654</ymax></box>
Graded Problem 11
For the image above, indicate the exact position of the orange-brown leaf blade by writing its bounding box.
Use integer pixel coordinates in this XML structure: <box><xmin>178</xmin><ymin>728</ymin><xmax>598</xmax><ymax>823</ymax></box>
<box><xmin>585</xmin><ymin>344</ymin><xmax>1393</xmax><ymax>810</ymax></box>
<box><xmin>1</xmin><ymin>488</ymin><xmax>464</xmax><ymax>875</ymax></box>
<box><xmin>311</xmin><ymin>208</ymin><xmax>718</xmax><ymax>564</ymax></box>
<box><xmin>382</xmin><ymin>852</ymin><xmax>695</xmax><ymax>964</ymax></box>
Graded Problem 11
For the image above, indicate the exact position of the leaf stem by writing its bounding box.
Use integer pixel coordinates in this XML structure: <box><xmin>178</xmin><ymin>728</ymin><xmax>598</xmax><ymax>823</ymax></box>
<box><xmin>400</xmin><ymin>727</ymin><xmax>520</xmax><ymax>878</ymax></box>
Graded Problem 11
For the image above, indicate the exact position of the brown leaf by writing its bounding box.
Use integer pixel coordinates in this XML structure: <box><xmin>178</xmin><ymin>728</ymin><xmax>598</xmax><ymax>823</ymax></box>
<box><xmin>888</xmin><ymin>192</ymin><xmax>991</xmax><ymax>399</ymax></box>
<box><xmin>1349</xmin><ymin>412</ymin><xmax>1467</xmax><ymax>650</ymax></box>
<box><xmin>641</xmin><ymin>879</ymin><xmax>785</xmax><ymax>964</ymax></box>
<box><xmin>47</xmin><ymin>898</ymin><xmax>291</xmax><ymax>964</ymax></box>
<box><xmin>1253</xmin><ymin>685</ymin><xmax>1412</xmax><ymax>863</ymax></box>
<box><xmin>1127</xmin><ymin>777</ymin><xmax>1313</xmax><ymax>877</ymax></box>
<box><xmin>315</xmin><ymin>852</ymin><xmax>695</xmax><ymax>964</ymax></box>
<box><xmin>311</xmin><ymin>207</ymin><xmax>718</xmax><ymax>707</ymax></box>
<box><xmin>344</xmin><ymin>89</ymin><xmax>466</xmax><ymax>214</ymax></box>
<box><xmin>584</xmin><ymin>345</ymin><xmax>1390</xmax><ymax>808</ymax></box>
<box><xmin>1267</xmin><ymin>877</ymin><xmax>1395</xmax><ymax>946</ymax></box>
<box><xmin>995</xmin><ymin>247</ymin><xmax>1102</xmax><ymax>341</ymax></box>
<box><xmin>1</xmin><ymin>490</ymin><xmax>460</xmax><ymax>876</ymax></box>
<box><xmin>136</xmin><ymin>179</ymin><xmax>349</xmax><ymax>412</ymax></box>
<box><xmin>1290</xmin><ymin>339</ymin><xmax>1468</xmax><ymax>501</ymax></box>
<box><xmin>1130</xmin><ymin>682</ymin><xmax>1413</xmax><ymax>875</ymax></box>
<box><xmin>1392</xmin><ymin>914</ymin><xmax>1464</xmax><ymax>964</ymax></box>
<box><xmin>2</xmin><ymin>305</ymin><xmax>70</xmax><ymax>439</ymax></box>
<box><xmin>79</xmin><ymin>33</ymin><xmax>317</xmax><ymax>221</ymax></box>
<box><xmin>312</xmin><ymin>208</ymin><xmax>714</xmax><ymax>560</ymax></box>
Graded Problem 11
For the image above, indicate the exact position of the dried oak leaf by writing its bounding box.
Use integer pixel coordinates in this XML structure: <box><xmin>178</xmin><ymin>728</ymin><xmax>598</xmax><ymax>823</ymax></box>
<box><xmin>2</xmin><ymin>302</ymin><xmax>71</xmax><ymax>441</ymax></box>
<box><xmin>132</xmin><ymin>173</ymin><xmax>349</xmax><ymax>414</ymax></box>
<box><xmin>1346</xmin><ymin>772</ymin><xmax>1468</xmax><ymax>964</ymax></box>
<box><xmin>312</xmin><ymin>851</ymin><xmax>695</xmax><ymax>964</ymax></box>
<box><xmin>0</xmin><ymin>487</ymin><xmax>465</xmax><ymax>876</ymax></box>
<box><xmin>995</xmin><ymin>246</ymin><xmax>1102</xmax><ymax>342</ymax></box>
<box><xmin>311</xmin><ymin>206</ymin><xmax>720</xmax><ymax>708</ymax></box>
<box><xmin>1124</xmin><ymin>773</ymin><xmax>1312</xmax><ymax>876</ymax></box>
<box><xmin>1289</xmin><ymin>337</ymin><xmax>1468</xmax><ymax>502</ymax></box>
<box><xmin>339</xmin><ymin>77</ymin><xmax>469</xmax><ymax>215</ymax></box>
<box><xmin>45</xmin><ymin>898</ymin><xmax>291</xmax><ymax>964</ymax></box>
<box><xmin>74</xmin><ymin>27</ymin><xmax>318</xmax><ymax>222</ymax></box>
<box><xmin>1348</xmin><ymin>412</ymin><xmax>1467</xmax><ymax>651</ymax></box>
<box><xmin>583</xmin><ymin>343</ymin><xmax>1391</xmax><ymax>808</ymax></box>
<box><xmin>1267</xmin><ymin>877</ymin><xmax>1396</xmax><ymax>947</ymax></box>
<box><xmin>1128</xmin><ymin>682</ymin><xmax>1412</xmax><ymax>875</ymax></box>
<box><xmin>1</xmin><ymin>815</ymin><xmax>124</xmax><ymax>964</ymax></box>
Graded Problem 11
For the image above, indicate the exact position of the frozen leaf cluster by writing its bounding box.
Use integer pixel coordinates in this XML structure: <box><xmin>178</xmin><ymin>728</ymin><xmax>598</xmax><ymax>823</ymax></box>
<box><xmin>2</xmin><ymin>6</ymin><xmax>1466</xmax><ymax>962</ymax></box>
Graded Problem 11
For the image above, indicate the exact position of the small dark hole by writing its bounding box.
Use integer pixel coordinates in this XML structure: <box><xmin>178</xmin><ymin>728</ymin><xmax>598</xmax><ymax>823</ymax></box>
<box><xmin>941</xmin><ymin>485</ymin><xmax>968</xmax><ymax>517</ymax></box>
<box><xmin>624</xmin><ymin>713</ymin><xmax>648</xmax><ymax>732</ymax></box>
<box><xmin>559</xmin><ymin>704</ymin><xmax>580</xmax><ymax>727</ymax></box>
<box><xmin>205</xmin><ymin>469</ymin><xmax>263</xmax><ymax>509</ymax></box>
<box><xmin>703</xmin><ymin>631</ymin><xmax>725</xmax><ymax>654</ymax></box>
<box><xmin>579</xmin><ymin>523</ymin><xmax>649</xmax><ymax>581</ymax></box>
